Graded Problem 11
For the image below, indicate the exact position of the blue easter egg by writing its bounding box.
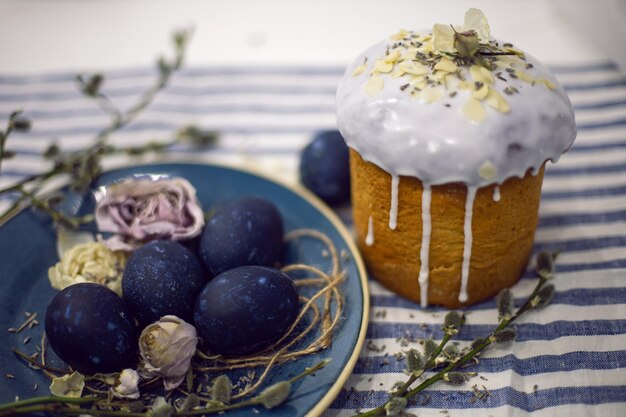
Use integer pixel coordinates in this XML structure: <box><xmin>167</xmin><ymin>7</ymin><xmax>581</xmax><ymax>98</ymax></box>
<box><xmin>194</xmin><ymin>266</ymin><xmax>299</xmax><ymax>356</ymax></box>
<box><xmin>123</xmin><ymin>240</ymin><xmax>207</xmax><ymax>326</ymax></box>
<box><xmin>45</xmin><ymin>283</ymin><xmax>138</xmax><ymax>375</ymax></box>
<box><xmin>300</xmin><ymin>130</ymin><xmax>350</xmax><ymax>205</ymax></box>
<box><xmin>199</xmin><ymin>198</ymin><xmax>284</xmax><ymax>276</ymax></box>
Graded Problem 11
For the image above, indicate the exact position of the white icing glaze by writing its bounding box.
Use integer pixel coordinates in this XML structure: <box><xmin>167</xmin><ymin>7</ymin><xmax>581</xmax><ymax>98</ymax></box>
<box><xmin>493</xmin><ymin>185</ymin><xmax>501</xmax><ymax>202</ymax></box>
<box><xmin>418</xmin><ymin>185</ymin><xmax>432</xmax><ymax>308</ymax></box>
<box><xmin>459</xmin><ymin>186</ymin><xmax>477</xmax><ymax>303</ymax></box>
<box><xmin>389</xmin><ymin>175</ymin><xmax>399</xmax><ymax>230</ymax></box>
<box><xmin>336</xmin><ymin>35</ymin><xmax>577</xmax><ymax>188</ymax></box>
<box><xmin>365</xmin><ymin>215</ymin><xmax>374</xmax><ymax>246</ymax></box>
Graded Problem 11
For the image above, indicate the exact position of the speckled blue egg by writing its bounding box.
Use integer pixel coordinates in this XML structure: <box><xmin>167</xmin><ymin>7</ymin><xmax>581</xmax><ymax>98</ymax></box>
<box><xmin>45</xmin><ymin>283</ymin><xmax>137</xmax><ymax>375</ymax></box>
<box><xmin>300</xmin><ymin>130</ymin><xmax>350</xmax><ymax>205</ymax></box>
<box><xmin>199</xmin><ymin>198</ymin><xmax>284</xmax><ymax>276</ymax></box>
<box><xmin>194</xmin><ymin>266</ymin><xmax>299</xmax><ymax>356</ymax></box>
<box><xmin>123</xmin><ymin>240</ymin><xmax>207</xmax><ymax>326</ymax></box>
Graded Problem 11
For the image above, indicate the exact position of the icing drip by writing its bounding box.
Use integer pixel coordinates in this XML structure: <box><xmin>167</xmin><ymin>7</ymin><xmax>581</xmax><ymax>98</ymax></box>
<box><xmin>493</xmin><ymin>186</ymin><xmax>501</xmax><ymax>202</ymax></box>
<box><xmin>365</xmin><ymin>216</ymin><xmax>375</xmax><ymax>246</ymax></box>
<box><xmin>459</xmin><ymin>186</ymin><xmax>477</xmax><ymax>303</ymax></box>
<box><xmin>418</xmin><ymin>185</ymin><xmax>432</xmax><ymax>308</ymax></box>
<box><xmin>389</xmin><ymin>175</ymin><xmax>399</xmax><ymax>230</ymax></box>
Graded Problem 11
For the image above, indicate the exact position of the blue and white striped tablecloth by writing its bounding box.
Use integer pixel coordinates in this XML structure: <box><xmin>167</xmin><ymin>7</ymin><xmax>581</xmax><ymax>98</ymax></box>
<box><xmin>1</xmin><ymin>62</ymin><xmax>625</xmax><ymax>416</ymax></box>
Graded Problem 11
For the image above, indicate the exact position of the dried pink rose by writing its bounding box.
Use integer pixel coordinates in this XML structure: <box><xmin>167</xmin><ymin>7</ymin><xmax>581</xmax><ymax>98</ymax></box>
<box><xmin>95</xmin><ymin>177</ymin><xmax>204</xmax><ymax>251</ymax></box>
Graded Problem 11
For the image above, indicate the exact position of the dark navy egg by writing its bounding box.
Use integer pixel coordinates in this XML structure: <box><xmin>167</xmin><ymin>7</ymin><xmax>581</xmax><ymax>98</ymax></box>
<box><xmin>300</xmin><ymin>130</ymin><xmax>350</xmax><ymax>205</ymax></box>
<box><xmin>45</xmin><ymin>283</ymin><xmax>137</xmax><ymax>375</ymax></box>
<box><xmin>199</xmin><ymin>198</ymin><xmax>284</xmax><ymax>276</ymax></box>
<box><xmin>123</xmin><ymin>240</ymin><xmax>207</xmax><ymax>326</ymax></box>
<box><xmin>194</xmin><ymin>266</ymin><xmax>299</xmax><ymax>356</ymax></box>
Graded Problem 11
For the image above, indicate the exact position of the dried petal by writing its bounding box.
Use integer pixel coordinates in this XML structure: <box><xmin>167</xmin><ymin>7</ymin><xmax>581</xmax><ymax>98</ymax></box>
<box><xmin>49</xmin><ymin>372</ymin><xmax>84</xmax><ymax>398</ymax></box>
<box><xmin>432</xmin><ymin>24</ymin><xmax>455</xmax><ymax>52</ymax></box>
<box><xmin>464</xmin><ymin>8</ymin><xmax>490</xmax><ymax>42</ymax></box>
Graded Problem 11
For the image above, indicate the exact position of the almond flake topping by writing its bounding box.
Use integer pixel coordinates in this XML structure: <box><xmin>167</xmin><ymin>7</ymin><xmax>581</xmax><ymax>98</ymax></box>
<box><xmin>351</xmin><ymin>9</ymin><xmax>560</xmax><ymax>122</ymax></box>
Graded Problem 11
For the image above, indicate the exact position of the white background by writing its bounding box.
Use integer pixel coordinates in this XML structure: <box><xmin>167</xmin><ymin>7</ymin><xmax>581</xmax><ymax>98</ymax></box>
<box><xmin>1</xmin><ymin>0</ymin><xmax>625</xmax><ymax>74</ymax></box>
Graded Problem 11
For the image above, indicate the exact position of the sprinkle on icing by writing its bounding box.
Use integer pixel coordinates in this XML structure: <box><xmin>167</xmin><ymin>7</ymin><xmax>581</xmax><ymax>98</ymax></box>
<box><xmin>350</xmin><ymin>9</ymin><xmax>558</xmax><ymax>123</ymax></box>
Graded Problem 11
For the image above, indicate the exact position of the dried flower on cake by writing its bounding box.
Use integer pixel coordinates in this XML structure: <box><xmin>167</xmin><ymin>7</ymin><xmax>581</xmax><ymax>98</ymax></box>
<box><xmin>139</xmin><ymin>315</ymin><xmax>198</xmax><ymax>391</ymax></box>
<box><xmin>433</xmin><ymin>8</ymin><xmax>490</xmax><ymax>55</ymax></box>
<box><xmin>111</xmin><ymin>368</ymin><xmax>140</xmax><ymax>399</ymax></box>
<box><xmin>95</xmin><ymin>177</ymin><xmax>204</xmax><ymax>251</ymax></box>
<box><xmin>48</xmin><ymin>230</ymin><xmax>126</xmax><ymax>296</ymax></box>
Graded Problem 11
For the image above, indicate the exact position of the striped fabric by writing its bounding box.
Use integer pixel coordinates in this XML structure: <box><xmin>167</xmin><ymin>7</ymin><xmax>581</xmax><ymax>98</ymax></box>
<box><xmin>1</xmin><ymin>62</ymin><xmax>625</xmax><ymax>416</ymax></box>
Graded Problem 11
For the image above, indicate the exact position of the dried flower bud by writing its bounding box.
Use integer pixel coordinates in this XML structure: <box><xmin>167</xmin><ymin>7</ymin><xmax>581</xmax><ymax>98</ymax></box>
<box><xmin>454</xmin><ymin>30</ymin><xmax>481</xmax><ymax>57</ymax></box>
<box><xmin>471</xmin><ymin>337</ymin><xmax>486</xmax><ymax>350</ymax></box>
<box><xmin>443</xmin><ymin>344</ymin><xmax>460</xmax><ymax>359</ymax></box>
<box><xmin>443</xmin><ymin>311</ymin><xmax>465</xmax><ymax>334</ymax></box>
<box><xmin>385</xmin><ymin>396</ymin><xmax>407</xmax><ymax>416</ymax></box>
<box><xmin>49</xmin><ymin>371</ymin><xmax>85</xmax><ymax>398</ymax></box>
<box><xmin>405</xmin><ymin>349</ymin><xmax>424</xmax><ymax>372</ymax></box>
<box><xmin>77</xmin><ymin>73</ymin><xmax>104</xmax><ymax>97</ymax></box>
<box><xmin>259</xmin><ymin>381</ymin><xmax>291</xmax><ymax>409</ymax></box>
<box><xmin>491</xmin><ymin>328</ymin><xmax>517</xmax><ymax>344</ymax></box>
<box><xmin>423</xmin><ymin>339</ymin><xmax>438</xmax><ymax>359</ymax></box>
<box><xmin>139</xmin><ymin>315</ymin><xmax>199</xmax><ymax>391</ymax></box>
<box><xmin>178</xmin><ymin>125</ymin><xmax>219</xmax><ymax>148</ymax></box>
<box><xmin>534</xmin><ymin>284</ymin><xmax>556</xmax><ymax>308</ymax></box>
<box><xmin>211</xmin><ymin>374</ymin><xmax>232</xmax><ymax>403</ymax></box>
<box><xmin>11</xmin><ymin>117</ymin><xmax>31</xmax><ymax>132</ymax></box>
<box><xmin>111</xmin><ymin>369</ymin><xmax>140</xmax><ymax>400</ymax></box>
<box><xmin>497</xmin><ymin>288</ymin><xmax>514</xmax><ymax>320</ymax></box>
<box><xmin>43</xmin><ymin>143</ymin><xmax>60</xmax><ymax>159</ymax></box>
<box><xmin>536</xmin><ymin>251</ymin><xmax>558</xmax><ymax>279</ymax></box>
<box><xmin>443</xmin><ymin>371</ymin><xmax>469</xmax><ymax>385</ymax></box>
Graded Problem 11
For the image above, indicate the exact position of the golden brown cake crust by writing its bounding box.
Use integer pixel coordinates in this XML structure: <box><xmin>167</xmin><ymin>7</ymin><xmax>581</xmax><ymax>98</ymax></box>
<box><xmin>350</xmin><ymin>149</ymin><xmax>544</xmax><ymax>308</ymax></box>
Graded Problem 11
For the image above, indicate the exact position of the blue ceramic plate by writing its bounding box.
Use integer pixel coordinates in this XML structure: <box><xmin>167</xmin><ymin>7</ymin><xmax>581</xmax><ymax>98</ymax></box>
<box><xmin>0</xmin><ymin>162</ymin><xmax>369</xmax><ymax>417</ymax></box>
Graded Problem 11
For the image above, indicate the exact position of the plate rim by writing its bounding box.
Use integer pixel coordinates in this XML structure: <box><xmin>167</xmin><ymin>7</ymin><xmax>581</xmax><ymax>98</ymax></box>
<box><xmin>0</xmin><ymin>160</ymin><xmax>370</xmax><ymax>417</ymax></box>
